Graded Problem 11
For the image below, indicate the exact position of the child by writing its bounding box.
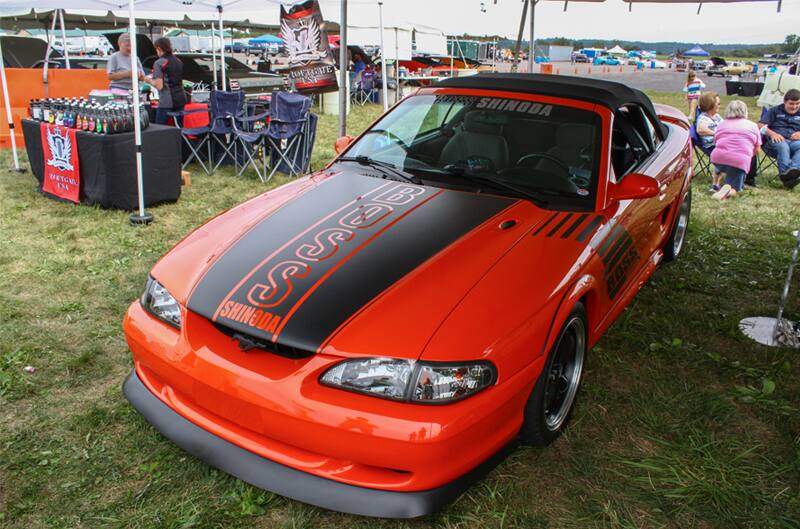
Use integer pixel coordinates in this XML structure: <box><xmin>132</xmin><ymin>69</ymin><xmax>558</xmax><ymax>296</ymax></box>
<box><xmin>682</xmin><ymin>71</ymin><xmax>706</xmax><ymax>119</ymax></box>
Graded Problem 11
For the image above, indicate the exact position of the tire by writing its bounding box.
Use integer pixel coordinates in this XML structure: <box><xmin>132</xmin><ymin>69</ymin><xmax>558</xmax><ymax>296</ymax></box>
<box><xmin>662</xmin><ymin>188</ymin><xmax>692</xmax><ymax>262</ymax></box>
<box><xmin>520</xmin><ymin>303</ymin><xmax>588</xmax><ymax>447</ymax></box>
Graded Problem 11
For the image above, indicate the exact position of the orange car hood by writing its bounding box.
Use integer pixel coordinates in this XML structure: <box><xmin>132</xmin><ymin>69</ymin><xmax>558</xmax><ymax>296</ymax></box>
<box><xmin>154</xmin><ymin>170</ymin><xmax>553</xmax><ymax>357</ymax></box>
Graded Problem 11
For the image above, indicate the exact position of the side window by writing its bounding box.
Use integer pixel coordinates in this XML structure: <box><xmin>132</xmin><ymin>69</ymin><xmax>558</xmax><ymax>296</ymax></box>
<box><xmin>623</xmin><ymin>105</ymin><xmax>660</xmax><ymax>152</ymax></box>
<box><xmin>611</xmin><ymin>107</ymin><xmax>650</xmax><ymax>179</ymax></box>
<box><xmin>636</xmin><ymin>106</ymin><xmax>663</xmax><ymax>149</ymax></box>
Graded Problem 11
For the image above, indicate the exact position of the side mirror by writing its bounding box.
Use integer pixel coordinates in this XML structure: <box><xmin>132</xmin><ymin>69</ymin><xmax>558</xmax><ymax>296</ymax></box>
<box><xmin>335</xmin><ymin>135</ymin><xmax>354</xmax><ymax>154</ymax></box>
<box><xmin>608</xmin><ymin>173</ymin><xmax>660</xmax><ymax>202</ymax></box>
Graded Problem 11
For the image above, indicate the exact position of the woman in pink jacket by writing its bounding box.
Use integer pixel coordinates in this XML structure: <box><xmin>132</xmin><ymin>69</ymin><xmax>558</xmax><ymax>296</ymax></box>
<box><xmin>710</xmin><ymin>100</ymin><xmax>762</xmax><ymax>200</ymax></box>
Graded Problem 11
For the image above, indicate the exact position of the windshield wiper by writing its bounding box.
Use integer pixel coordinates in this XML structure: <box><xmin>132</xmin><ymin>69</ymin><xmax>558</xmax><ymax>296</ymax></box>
<box><xmin>441</xmin><ymin>165</ymin><xmax>549</xmax><ymax>207</ymax></box>
<box><xmin>339</xmin><ymin>156</ymin><xmax>421</xmax><ymax>184</ymax></box>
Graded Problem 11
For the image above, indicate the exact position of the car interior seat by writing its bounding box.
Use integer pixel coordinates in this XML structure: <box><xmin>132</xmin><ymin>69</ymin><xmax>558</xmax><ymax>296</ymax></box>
<box><xmin>439</xmin><ymin>110</ymin><xmax>509</xmax><ymax>170</ymax></box>
<box><xmin>535</xmin><ymin>123</ymin><xmax>595</xmax><ymax>174</ymax></box>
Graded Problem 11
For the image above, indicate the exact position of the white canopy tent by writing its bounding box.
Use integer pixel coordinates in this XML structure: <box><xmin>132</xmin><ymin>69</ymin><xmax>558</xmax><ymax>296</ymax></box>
<box><xmin>608</xmin><ymin>44</ymin><xmax>627</xmax><ymax>55</ymax></box>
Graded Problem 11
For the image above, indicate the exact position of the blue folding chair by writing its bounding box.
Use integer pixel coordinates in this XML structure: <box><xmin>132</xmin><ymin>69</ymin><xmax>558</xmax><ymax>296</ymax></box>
<box><xmin>689</xmin><ymin>114</ymin><xmax>714</xmax><ymax>180</ymax></box>
<box><xmin>352</xmin><ymin>71</ymin><xmax>377</xmax><ymax>106</ymax></box>
<box><xmin>209</xmin><ymin>90</ymin><xmax>246</xmax><ymax>172</ymax></box>
<box><xmin>232</xmin><ymin>103</ymin><xmax>271</xmax><ymax>181</ymax></box>
<box><xmin>266</xmin><ymin>92</ymin><xmax>313</xmax><ymax>179</ymax></box>
<box><xmin>756</xmin><ymin>106</ymin><xmax>780</xmax><ymax>183</ymax></box>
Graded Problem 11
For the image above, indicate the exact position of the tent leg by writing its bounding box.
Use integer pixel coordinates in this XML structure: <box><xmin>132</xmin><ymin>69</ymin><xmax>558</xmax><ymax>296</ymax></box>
<box><xmin>378</xmin><ymin>1</ymin><xmax>388</xmax><ymax>111</ymax></box>
<box><xmin>338</xmin><ymin>0</ymin><xmax>348</xmax><ymax>137</ymax></box>
<box><xmin>211</xmin><ymin>24</ymin><xmax>218</xmax><ymax>89</ymax></box>
<box><xmin>528</xmin><ymin>0</ymin><xmax>535</xmax><ymax>73</ymax></box>
<box><xmin>511</xmin><ymin>0</ymin><xmax>529</xmax><ymax>73</ymax></box>
<box><xmin>0</xmin><ymin>34</ymin><xmax>24</xmax><ymax>173</ymax></box>
<box><xmin>127</xmin><ymin>0</ymin><xmax>153</xmax><ymax>226</ymax></box>
<box><xmin>59</xmin><ymin>9</ymin><xmax>70</xmax><ymax>69</ymax></box>
<box><xmin>218</xmin><ymin>8</ymin><xmax>226</xmax><ymax>90</ymax></box>
<box><xmin>43</xmin><ymin>13</ymin><xmax>58</xmax><ymax>98</ymax></box>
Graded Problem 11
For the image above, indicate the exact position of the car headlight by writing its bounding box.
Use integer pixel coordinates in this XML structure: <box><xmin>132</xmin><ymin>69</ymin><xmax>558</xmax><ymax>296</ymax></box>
<box><xmin>320</xmin><ymin>358</ymin><xmax>496</xmax><ymax>404</ymax></box>
<box><xmin>141</xmin><ymin>276</ymin><xmax>182</xmax><ymax>328</ymax></box>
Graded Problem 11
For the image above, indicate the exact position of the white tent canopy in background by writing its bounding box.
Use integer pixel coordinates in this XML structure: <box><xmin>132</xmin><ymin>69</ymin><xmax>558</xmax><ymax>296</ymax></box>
<box><xmin>607</xmin><ymin>44</ymin><xmax>627</xmax><ymax>55</ymax></box>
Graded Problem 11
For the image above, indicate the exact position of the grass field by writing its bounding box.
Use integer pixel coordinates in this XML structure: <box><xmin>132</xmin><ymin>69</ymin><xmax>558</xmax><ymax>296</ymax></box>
<box><xmin>1</xmin><ymin>93</ymin><xmax>799</xmax><ymax>529</ymax></box>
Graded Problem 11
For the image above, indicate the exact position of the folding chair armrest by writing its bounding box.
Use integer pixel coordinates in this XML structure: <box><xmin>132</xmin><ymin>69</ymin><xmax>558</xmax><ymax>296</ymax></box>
<box><xmin>237</xmin><ymin>110</ymin><xmax>270</xmax><ymax>122</ymax></box>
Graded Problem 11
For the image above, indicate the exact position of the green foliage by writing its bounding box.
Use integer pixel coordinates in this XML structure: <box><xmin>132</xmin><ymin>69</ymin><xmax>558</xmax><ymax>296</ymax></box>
<box><xmin>784</xmin><ymin>34</ymin><xmax>800</xmax><ymax>54</ymax></box>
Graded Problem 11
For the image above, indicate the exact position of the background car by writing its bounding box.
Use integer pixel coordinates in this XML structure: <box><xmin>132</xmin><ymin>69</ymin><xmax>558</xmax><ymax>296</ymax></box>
<box><xmin>723</xmin><ymin>61</ymin><xmax>753</xmax><ymax>76</ymax></box>
<box><xmin>574</xmin><ymin>53</ymin><xmax>590</xmax><ymax>63</ymax></box>
<box><xmin>224</xmin><ymin>42</ymin><xmax>248</xmax><ymax>54</ymax></box>
<box><xmin>706</xmin><ymin>56</ymin><xmax>729</xmax><ymax>76</ymax></box>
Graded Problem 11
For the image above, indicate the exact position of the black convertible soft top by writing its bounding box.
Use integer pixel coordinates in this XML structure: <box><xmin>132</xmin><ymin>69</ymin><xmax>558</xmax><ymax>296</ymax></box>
<box><xmin>436</xmin><ymin>73</ymin><xmax>664</xmax><ymax>132</ymax></box>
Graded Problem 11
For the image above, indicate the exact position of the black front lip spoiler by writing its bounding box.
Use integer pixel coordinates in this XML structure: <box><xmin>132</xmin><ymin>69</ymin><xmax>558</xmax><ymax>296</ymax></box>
<box><xmin>123</xmin><ymin>369</ymin><xmax>517</xmax><ymax>519</ymax></box>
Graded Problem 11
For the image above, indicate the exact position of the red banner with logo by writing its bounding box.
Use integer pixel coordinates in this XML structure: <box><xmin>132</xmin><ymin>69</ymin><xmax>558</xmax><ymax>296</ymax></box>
<box><xmin>40</xmin><ymin>123</ymin><xmax>80</xmax><ymax>204</ymax></box>
<box><xmin>281</xmin><ymin>0</ymin><xmax>339</xmax><ymax>94</ymax></box>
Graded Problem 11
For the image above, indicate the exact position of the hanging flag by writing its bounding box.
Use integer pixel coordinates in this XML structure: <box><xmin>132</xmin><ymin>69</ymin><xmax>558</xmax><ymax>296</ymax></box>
<box><xmin>280</xmin><ymin>0</ymin><xmax>339</xmax><ymax>94</ymax></box>
<box><xmin>40</xmin><ymin>123</ymin><xmax>81</xmax><ymax>204</ymax></box>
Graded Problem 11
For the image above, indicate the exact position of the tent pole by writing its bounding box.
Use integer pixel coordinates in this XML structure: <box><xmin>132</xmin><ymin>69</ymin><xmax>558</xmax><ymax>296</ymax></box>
<box><xmin>0</xmin><ymin>29</ymin><xmax>23</xmax><ymax>172</ymax></box>
<box><xmin>338</xmin><ymin>0</ymin><xmax>348</xmax><ymax>137</ymax></box>
<box><xmin>127</xmin><ymin>0</ymin><xmax>152</xmax><ymax>226</ymax></box>
<box><xmin>211</xmin><ymin>24</ymin><xmax>218</xmax><ymax>89</ymax></box>
<box><xmin>394</xmin><ymin>27</ymin><xmax>399</xmax><ymax>103</ymax></box>
<box><xmin>378</xmin><ymin>1</ymin><xmax>388</xmax><ymax>111</ymax></box>
<box><xmin>43</xmin><ymin>13</ymin><xmax>58</xmax><ymax>98</ymax></box>
<box><xmin>528</xmin><ymin>0</ymin><xmax>535</xmax><ymax>73</ymax></box>
<box><xmin>59</xmin><ymin>9</ymin><xmax>70</xmax><ymax>69</ymax></box>
<box><xmin>218</xmin><ymin>7</ymin><xmax>226</xmax><ymax>90</ymax></box>
<box><xmin>511</xmin><ymin>0</ymin><xmax>528</xmax><ymax>73</ymax></box>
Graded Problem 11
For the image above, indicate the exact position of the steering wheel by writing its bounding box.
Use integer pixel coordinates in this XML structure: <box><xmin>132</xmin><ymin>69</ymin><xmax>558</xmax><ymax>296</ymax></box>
<box><xmin>361</xmin><ymin>129</ymin><xmax>410</xmax><ymax>152</ymax></box>
<box><xmin>516</xmin><ymin>152</ymin><xmax>571</xmax><ymax>177</ymax></box>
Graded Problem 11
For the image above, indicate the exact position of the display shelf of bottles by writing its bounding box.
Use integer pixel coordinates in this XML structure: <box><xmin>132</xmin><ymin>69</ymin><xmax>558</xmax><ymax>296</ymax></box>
<box><xmin>28</xmin><ymin>97</ymin><xmax>150</xmax><ymax>134</ymax></box>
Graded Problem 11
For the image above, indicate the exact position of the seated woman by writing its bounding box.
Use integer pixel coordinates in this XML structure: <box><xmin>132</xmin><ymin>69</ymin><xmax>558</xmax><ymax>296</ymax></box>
<box><xmin>709</xmin><ymin>100</ymin><xmax>762</xmax><ymax>201</ymax></box>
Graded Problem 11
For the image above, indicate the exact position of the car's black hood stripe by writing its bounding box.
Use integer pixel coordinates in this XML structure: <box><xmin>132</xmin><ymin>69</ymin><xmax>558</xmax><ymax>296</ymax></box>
<box><xmin>278</xmin><ymin>188</ymin><xmax>516</xmax><ymax>352</ymax></box>
<box><xmin>187</xmin><ymin>171</ymin><xmax>515</xmax><ymax>352</ymax></box>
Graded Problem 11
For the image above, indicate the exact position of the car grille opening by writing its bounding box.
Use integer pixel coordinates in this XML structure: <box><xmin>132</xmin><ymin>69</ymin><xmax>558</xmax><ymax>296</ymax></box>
<box><xmin>212</xmin><ymin>322</ymin><xmax>315</xmax><ymax>359</ymax></box>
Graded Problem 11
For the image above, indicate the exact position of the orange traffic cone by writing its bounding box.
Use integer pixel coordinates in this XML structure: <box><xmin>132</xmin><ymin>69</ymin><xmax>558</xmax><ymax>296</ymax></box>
<box><xmin>556</xmin><ymin>68</ymin><xmax>560</xmax><ymax>75</ymax></box>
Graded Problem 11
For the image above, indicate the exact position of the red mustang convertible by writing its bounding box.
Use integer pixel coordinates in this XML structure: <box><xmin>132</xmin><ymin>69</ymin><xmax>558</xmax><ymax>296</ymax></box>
<box><xmin>123</xmin><ymin>74</ymin><xmax>692</xmax><ymax>518</ymax></box>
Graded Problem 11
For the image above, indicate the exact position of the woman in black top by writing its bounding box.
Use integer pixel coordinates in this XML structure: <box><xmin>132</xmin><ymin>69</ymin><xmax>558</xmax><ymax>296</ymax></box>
<box><xmin>145</xmin><ymin>37</ymin><xmax>187</xmax><ymax>125</ymax></box>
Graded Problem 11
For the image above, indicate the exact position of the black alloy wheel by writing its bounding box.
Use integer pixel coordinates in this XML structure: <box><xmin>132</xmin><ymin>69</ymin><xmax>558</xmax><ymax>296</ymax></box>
<box><xmin>521</xmin><ymin>303</ymin><xmax>588</xmax><ymax>446</ymax></box>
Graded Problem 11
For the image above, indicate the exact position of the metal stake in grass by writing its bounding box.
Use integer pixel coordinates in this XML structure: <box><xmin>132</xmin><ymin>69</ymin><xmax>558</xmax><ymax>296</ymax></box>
<box><xmin>739</xmin><ymin>229</ymin><xmax>800</xmax><ymax>348</ymax></box>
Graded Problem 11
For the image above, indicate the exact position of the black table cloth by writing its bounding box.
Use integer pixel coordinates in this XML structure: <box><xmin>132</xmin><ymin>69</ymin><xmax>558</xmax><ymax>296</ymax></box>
<box><xmin>23</xmin><ymin>119</ymin><xmax>182</xmax><ymax>210</ymax></box>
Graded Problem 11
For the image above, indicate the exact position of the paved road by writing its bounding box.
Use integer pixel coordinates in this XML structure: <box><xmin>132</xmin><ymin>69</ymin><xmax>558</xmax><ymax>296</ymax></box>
<box><xmin>494</xmin><ymin>61</ymin><xmax>733</xmax><ymax>94</ymax></box>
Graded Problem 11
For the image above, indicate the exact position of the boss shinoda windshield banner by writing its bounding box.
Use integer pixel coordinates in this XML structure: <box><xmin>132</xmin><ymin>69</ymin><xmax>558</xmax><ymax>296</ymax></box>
<box><xmin>40</xmin><ymin>123</ymin><xmax>80</xmax><ymax>204</ymax></box>
<box><xmin>280</xmin><ymin>0</ymin><xmax>338</xmax><ymax>94</ymax></box>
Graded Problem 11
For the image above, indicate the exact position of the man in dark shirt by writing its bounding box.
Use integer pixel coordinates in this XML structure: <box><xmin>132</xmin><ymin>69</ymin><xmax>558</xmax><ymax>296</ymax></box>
<box><xmin>760</xmin><ymin>88</ymin><xmax>800</xmax><ymax>188</ymax></box>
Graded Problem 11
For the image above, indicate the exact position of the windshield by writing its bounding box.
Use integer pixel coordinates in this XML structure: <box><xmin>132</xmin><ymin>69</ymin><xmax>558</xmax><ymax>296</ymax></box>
<box><xmin>343</xmin><ymin>93</ymin><xmax>603</xmax><ymax>210</ymax></box>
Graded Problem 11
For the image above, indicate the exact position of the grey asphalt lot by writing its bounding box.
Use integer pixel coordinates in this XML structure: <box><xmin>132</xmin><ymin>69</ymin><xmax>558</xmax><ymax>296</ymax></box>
<box><xmin>494</xmin><ymin>61</ymin><xmax>732</xmax><ymax>93</ymax></box>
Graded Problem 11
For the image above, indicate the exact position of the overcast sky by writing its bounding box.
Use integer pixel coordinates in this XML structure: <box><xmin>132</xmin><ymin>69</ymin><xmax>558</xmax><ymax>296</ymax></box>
<box><xmin>318</xmin><ymin>0</ymin><xmax>797</xmax><ymax>45</ymax></box>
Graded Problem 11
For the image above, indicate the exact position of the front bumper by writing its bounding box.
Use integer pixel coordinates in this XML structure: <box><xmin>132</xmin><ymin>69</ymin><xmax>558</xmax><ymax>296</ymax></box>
<box><xmin>124</xmin><ymin>369</ymin><xmax>517</xmax><ymax>518</ymax></box>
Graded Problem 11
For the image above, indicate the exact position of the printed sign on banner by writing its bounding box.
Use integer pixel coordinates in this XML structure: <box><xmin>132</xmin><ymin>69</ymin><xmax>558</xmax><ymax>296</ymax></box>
<box><xmin>40</xmin><ymin>123</ymin><xmax>81</xmax><ymax>204</ymax></box>
<box><xmin>281</xmin><ymin>0</ymin><xmax>339</xmax><ymax>94</ymax></box>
